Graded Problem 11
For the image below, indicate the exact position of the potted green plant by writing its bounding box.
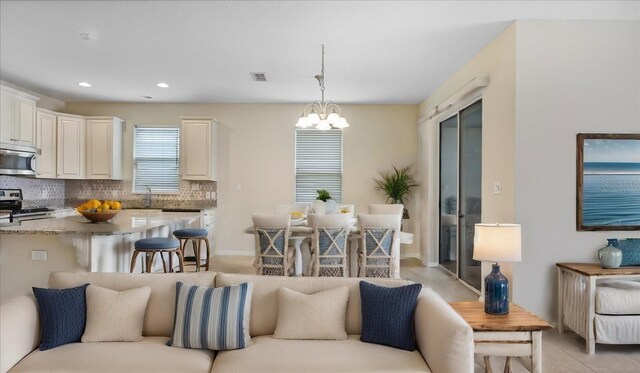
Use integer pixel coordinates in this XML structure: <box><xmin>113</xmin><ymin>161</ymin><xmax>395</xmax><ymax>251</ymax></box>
<box><xmin>374</xmin><ymin>164</ymin><xmax>418</xmax><ymax>218</ymax></box>
<box><xmin>313</xmin><ymin>189</ymin><xmax>337</xmax><ymax>214</ymax></box>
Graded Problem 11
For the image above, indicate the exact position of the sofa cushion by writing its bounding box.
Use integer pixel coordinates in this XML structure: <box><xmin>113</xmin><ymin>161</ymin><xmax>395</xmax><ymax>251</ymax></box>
<box><xmin>8</xmin><ymin>336</ymin><xmax>214</xmax><ymax>373</ymax></box>
<box><xmin>32</xmin><ymin>284</ymin><xmax>89</xmax><ymax>351</ymax></box>
<box><xmin>360</xmin><ymin>281</ymin><xmax>423</xmax><ymax>351</ymax></box>
<box><xmin>215</xmin><ymin>273</ymin><xmax>412</xmax><ymax>336</ymax></box>
<box><xmin>48</xmin><ymin>271</ymin><xmax>216</xmax><ymax>336</ymax></box>
<box><xmin>273</xmin><ymin>287</ymin><xmax>349</xmax><ymax>340</ymax></box>
<box><xmin>82</xmin><ymin>285</ymin><xmax>151</xmax><ymax>343</ymax></box>
<box><xmin>596</xmin><ymin>280</ymin><xmax>640</xmax><ymax>315</ymax></box>
<box><xmin>168</xmin><ymin>282</ymin><xmax>253</xmax><ymax>351</ymax></box>
<box><xmin>211</xmin><ymin>335</ymin><xmax>431</xmax><ymax>373</ymax></box>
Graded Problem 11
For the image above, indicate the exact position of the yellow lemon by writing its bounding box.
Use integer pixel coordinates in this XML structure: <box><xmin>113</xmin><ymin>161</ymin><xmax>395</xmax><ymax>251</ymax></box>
<box><xmin>113</xmin><ymin>201</ymin><xmax>121</xmax><ymax>210</ymax></box>
<box><xmin>100</xmin><ymin>203</ymin><xmax>110</xmax><ymax>211</ymax></box>
<box><xmin>96</xmin><ymin>208</ymin><xmax>102</xmax><ymax>213</ymax></box>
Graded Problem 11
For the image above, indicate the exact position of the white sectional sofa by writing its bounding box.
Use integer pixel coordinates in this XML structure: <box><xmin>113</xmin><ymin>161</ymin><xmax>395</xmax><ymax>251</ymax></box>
<box><xmin>0</xmin><ymin>271</ymin><xmax>474</xmax><ymax>373</ymax></box>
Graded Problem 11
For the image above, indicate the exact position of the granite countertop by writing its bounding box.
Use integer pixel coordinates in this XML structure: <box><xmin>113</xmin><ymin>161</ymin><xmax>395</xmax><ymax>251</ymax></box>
<box><xmin>0</xmin><ymin>209</ymin><xmax>202</xmax><ymax>235</ymax></box>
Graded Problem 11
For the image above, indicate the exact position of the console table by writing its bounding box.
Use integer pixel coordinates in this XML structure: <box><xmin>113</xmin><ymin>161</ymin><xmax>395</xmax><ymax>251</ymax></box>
<box><xmin>556</xmin><ymin>262</ymin><xmax>640</xmax><ymax>354</ymax></box>
<box><xmin>449</xmin><ymin>302</ymin><xmax>551</xmax><ymax>373</ymax></box>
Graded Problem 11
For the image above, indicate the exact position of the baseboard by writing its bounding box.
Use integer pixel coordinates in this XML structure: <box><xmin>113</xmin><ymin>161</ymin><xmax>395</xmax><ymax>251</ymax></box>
<box><xmin>427</xmin><ymin>261</ymin><xmax>439</xmax><ymax>267</ymax></box>
<box><xmin>400</xmin><ymin>253</ymin><xmax>423</xmax><ymax>261</ymax></box>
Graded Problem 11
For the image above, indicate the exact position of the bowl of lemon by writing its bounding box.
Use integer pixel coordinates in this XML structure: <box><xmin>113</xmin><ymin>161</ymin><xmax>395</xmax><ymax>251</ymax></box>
<box><xmin>77</xmin><ymin>199</ymin><xmax>122</xmax><ymax>223</ymax></box>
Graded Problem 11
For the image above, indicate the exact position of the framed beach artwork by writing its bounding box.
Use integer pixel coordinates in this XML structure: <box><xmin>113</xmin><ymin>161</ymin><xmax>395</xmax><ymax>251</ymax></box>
<box><xmin>577</xmin><ymin>133</ymin><xmax>640</xmax><ymax>231</ymax></box>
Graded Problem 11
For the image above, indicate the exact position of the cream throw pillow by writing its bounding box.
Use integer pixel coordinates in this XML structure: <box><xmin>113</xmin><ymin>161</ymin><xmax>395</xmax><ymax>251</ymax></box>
<box><xmin>82</xmin><ymin>285</ymin><xmax>151</xmax><ymax>343</ymax></box>
<box><xmin>273</xmin><ymin>287</ymin><xmax>349</xmax><ymax>340</ymax></box>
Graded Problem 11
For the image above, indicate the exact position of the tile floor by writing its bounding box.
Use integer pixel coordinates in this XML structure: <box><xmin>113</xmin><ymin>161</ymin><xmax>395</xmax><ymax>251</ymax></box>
<box><xmin>210</xmin><ymin>255</ymin><xmax>640</xmax><ymax>373</ymax></box>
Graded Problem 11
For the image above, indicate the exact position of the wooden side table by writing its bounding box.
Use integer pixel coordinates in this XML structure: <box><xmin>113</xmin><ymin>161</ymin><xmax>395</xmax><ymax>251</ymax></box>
<box><xmin>556</xmin><ymin>262</ymin><xmax>640</xmax><ymax>354</ymax></box>
<box><xmin>450</xmin><ymin>302</ymin><xmax>551</xmax><ymax>373</ymax></box>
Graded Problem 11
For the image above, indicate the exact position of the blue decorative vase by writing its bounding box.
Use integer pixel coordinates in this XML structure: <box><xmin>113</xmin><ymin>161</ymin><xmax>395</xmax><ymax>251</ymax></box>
<box><xmin>484</xmin><ymin>264</ymin><xmax>509</xmax><ymax>315</ymax></box>
<box><xmin>598</xmin><ymin>240</ymin><xmax>622</xmax><ymax>269</ymax></box>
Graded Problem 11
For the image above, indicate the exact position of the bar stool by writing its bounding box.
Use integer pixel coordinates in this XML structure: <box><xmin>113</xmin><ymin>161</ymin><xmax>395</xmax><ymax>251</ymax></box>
<box><xmin>130</xmin><ymin>237</ymin><xmax>184</xmax><ymax>273</ymax></box>
<box><xmin>173</xmin><ymin>229</ymin><xmax>210</xmax><ymax>271</ymax></box>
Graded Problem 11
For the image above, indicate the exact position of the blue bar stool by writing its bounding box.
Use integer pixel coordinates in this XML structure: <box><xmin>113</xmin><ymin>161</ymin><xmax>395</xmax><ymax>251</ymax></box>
<box><xmin>130</xmin><ymin>237</ymin><xmax>183</xmax><ymax>273</ymax></box>
<box><xmin>173</xmin><ymin>229</ymin><xmax>210</xmax><ymax>272</ymax></box>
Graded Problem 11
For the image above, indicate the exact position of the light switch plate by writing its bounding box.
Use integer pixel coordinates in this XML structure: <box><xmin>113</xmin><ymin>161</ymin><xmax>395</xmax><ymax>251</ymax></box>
<box><xmin>493</xmin><ymin>181</ymin><xmax>502</xmax><ymax>195</ymax></box>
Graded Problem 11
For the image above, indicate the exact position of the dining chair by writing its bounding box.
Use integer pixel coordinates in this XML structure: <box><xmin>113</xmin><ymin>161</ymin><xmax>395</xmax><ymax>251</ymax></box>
<box><xmin>369</xmin><ymin>203</ymin><xmax>404</xmax><ymax>215</ymax></box>
<box><xmin>307</xmin><ymin>213</ymin><xmax>353</xmax><ymax>277</ymax></box>
<box><xmin>252</xmin><ymin>215</ymin><xmax>293</xmax><ymax>276</ymax></box>
<box><xmin>357</xmin><ymin>214</ymin><xmax>402</xmax><ymax>279</ymax></box>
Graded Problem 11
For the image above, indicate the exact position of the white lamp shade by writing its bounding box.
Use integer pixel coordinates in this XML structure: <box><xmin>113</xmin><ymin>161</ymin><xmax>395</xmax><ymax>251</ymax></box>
<box><xmin>316</xmin><ymin>119</ymin><xmax>331</xmax><ymax>130</ymax></box>
<box><xmin>307</xmin><ymin>112</ymin><xmax>320</xmax><ymax>123</ymax></box>
<box><xmin>332</xmin><ymin>117</ymin><xmax>349</xmax><ymax>128</ymax></box>
<box><xmin>327</xmin><ymin>112</ymin><xmax>340</xmax><ymax>124</ymax></box>
<box><xmin>295</xmin><ymin>116</ymin><xmax>312</xmax><ymax>128</ymax></box>
<box><xmin>473</xmin><ymin>223</ymin><xmax>522</xmax><ymax>262</ymax></box>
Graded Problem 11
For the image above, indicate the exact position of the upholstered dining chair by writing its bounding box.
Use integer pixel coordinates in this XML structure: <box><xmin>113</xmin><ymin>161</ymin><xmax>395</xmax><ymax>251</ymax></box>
<box><xmin>307</xmin><ymin>213</ymin><xmax>353</xmax><ymax>277</ymax></box>
<box><xmin>252</xmin><ymin>215</ymin><xmax>293</xmax><ymax>276</ymax></box>
<box><xmin>357</xmin><ymin>214</ymin><xmax>402</xmax><ymax>279</ymax></box>
<box><xmin>368</xmin><ymin>203</ymin><xmax>404</xmax><ymax>216</ymax></box>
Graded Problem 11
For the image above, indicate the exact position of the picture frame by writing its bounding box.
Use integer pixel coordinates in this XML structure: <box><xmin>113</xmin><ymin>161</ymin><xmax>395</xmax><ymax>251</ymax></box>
<box><xmin>576</xmin><ymin>133</ymin><xmax>640</xmax><ymax>231</ymax></box>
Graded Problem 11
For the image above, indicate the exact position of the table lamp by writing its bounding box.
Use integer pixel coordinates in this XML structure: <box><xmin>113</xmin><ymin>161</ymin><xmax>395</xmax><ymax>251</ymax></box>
<box><xmin>473</xmin><ymin>223</ymin><xmax>522</xmax><ymax>315</ymax></box>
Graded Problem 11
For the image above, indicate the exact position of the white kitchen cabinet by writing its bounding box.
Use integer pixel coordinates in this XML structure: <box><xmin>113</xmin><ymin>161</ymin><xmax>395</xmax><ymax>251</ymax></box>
<box><xmin>180</xmin><ymin>117</ymin><xmax>217</xmax><ymax>181</ymax></box>
<box><xmin>57</xmin><ymin>114</ymin><xmax>86</xmax><ymax>179</ymax></box>
<box><xmin>35</xmin><ymin>109</ymin><xmax>58</xmax><ymax>178</ymax></box>
<box><xmin>86</xmin><ymin>116</ymin><xmax>124</xmax><ymax>179</ymax></box>
<box><xmin>0</xmin><ymin>85</ymin><xmax>38</xmax><ymax>149</ymax></box>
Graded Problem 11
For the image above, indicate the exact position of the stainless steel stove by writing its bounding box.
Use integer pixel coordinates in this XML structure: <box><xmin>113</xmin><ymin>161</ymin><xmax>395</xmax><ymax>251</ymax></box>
<box><xmin>0</xmin><ymin>189</ymin><xmax>54</xmax><ymax>225</ymax></box>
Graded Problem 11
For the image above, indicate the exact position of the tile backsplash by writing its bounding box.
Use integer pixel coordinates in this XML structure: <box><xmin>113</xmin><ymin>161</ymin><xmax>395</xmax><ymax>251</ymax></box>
<box><xmin>0</xmin><ymin>176</ymin><xmax>66</xmax><ymax>208</ymax></box>
<box><xmin>0</xmin><ymin>176</ymin><xmax>216</xmax><ymax>210</ymax></box>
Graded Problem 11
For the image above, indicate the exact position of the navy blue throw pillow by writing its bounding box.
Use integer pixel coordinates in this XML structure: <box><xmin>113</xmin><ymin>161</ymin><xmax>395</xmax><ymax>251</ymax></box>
<box><xmin>359</xmin><ymin>281</ymin><xmax>422</xmax><ymax>351</ymax></box>
<box><xmin>32</xmin><ymin>284</ymin><xmax>89</xmax><ymax>350</ymax></box>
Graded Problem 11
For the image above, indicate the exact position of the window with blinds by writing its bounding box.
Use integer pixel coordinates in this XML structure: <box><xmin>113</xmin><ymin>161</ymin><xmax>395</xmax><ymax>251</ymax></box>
<box><xmin>295</xmin><ymin>129</ymin><xmax>343</xmax><ymax>202</ymax></box>
<box><xmin>133</xmin><ymin>126</ymin><xmax>180</xmax><ymax>193</ymax></box>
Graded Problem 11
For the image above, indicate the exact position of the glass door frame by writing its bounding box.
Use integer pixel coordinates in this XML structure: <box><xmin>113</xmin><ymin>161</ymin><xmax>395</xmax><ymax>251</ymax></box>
<box><xmin>436</xmin><ymin>94</ymin><xmax>483</xmax><ymax>293</ymax></box>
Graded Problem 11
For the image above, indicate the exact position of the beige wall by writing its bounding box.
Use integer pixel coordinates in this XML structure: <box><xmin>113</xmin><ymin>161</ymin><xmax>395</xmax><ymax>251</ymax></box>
<box><xmin>513</xmin><ymin>21</ymin><xmax>640</xmax><ymax>322</ymax></box>
<box><xmin>417</xmin><ymin>22</ymin><xmax>516</xmax><ymax>294</ymax></box>
<box><xmin>64</xmin><ymin>102</ymin><xmax>419</xmax><ymax>257</ymax></box>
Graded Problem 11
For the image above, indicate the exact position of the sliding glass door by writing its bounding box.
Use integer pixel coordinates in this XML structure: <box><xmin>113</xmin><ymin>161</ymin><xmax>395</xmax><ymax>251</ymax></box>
<box><xmin>438</xmin><ymin>99</ymin><xmax>482</xmax><ymax>291</ymax></box>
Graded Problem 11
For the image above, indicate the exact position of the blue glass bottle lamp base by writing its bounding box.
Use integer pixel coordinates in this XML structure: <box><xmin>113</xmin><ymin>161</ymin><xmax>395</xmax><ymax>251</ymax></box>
<box><xmin>484</xmin><ymin>263</ymin><xmax>510</xmax><ymax>315</ymax></box>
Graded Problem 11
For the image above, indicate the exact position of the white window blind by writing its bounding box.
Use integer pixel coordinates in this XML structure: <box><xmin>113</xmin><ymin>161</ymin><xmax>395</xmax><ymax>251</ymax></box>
<box><xmin>133</xmin><ymin>126</ymin><xmax>180</xmax><ymax>193</ymax></box>
<box><xmin>295</xmin><ymin>129</ymin><xmax>342</xmax><ymax>202</ymax></box>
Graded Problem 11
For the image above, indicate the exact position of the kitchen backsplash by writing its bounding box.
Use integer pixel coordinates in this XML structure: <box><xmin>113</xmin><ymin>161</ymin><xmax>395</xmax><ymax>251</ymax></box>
<box><xmin>0</xmin><ymin>176</ymin><xmax>66</xmax><ymax>208</ymax></box>
<box><xmin>0</xmin><ymin>176</ymin><xmax>216</xmax><ymax>210</ymax></box>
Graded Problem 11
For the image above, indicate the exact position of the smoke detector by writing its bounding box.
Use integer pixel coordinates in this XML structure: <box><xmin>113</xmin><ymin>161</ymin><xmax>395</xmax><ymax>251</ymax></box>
<box><xmin>250</xmin><ymin>72</ymin><xmax>267</xmax><ymax>82</ymax></box>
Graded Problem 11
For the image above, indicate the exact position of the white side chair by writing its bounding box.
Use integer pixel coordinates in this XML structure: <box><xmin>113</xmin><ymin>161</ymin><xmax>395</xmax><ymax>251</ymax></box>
<box><xmin>252</xmin><ymin>215</ymin><xmax>293</xmax><ymax>276</ymax></box>
<box><xmin>307</xmin><ymin>213</ymin><xmax>353</xmax><ymax>277</ymax></box>
<box><xmin>369</xmin><ymin>203</ymin><xmax>404</xmax><ymax>216</ymax></box>
<box><xmin>357</xmin><ymin>214</ymin><xmax>402</xmax><ymax>279</ymax></box>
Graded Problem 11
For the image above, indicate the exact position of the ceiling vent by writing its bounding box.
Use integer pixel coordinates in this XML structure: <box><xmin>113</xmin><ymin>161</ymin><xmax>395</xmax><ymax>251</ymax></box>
<box><xmin>250</xmin><ymin>72</ymin><xmax>267</xmax><ymax>82</ymax></box>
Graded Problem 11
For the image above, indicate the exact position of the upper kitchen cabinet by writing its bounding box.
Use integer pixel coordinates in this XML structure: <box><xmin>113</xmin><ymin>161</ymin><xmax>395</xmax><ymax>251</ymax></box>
<box><xmin>0</xmin><ymin>85</ymin><xmax>39</xmax><ymax>150</ymax></box>
<box><xmin>35</xmin><ymin>109</ymin><xmax>58</xmax><ymax>178</ymax></box>
<box><xmin>57</xmin><ymin>114</ymin><xmax>86</xmax><ymax>179</ymax></box>
<box><xmin>180</xmin><ymin>117</ymin><xmax>217</xmax><ymax>181</ymax></box>
<box><xmin>86</xmin><ymin>117</ymin><xmax>124</xmax><ymax>179</ymax></box>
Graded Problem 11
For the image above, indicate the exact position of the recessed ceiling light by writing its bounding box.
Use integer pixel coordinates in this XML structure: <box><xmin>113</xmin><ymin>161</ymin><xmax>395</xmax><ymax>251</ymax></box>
<box><xmin>156</xmin><ymin>82</ymin><xmax>169</xmax><ymax>88</ymax></box>
<box><xmin>79</xmin><ymin>33</ymin><xmax>96</xmax><ymax>41</ymax></box>
<box><xmin>78</xmin><ymin>82</ymin><xmax>92</xmax><ymax>87</ymax></box>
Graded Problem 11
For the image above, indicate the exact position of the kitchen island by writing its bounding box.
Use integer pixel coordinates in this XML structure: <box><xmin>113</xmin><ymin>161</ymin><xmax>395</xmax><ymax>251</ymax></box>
<box><xmin>0</xmin><ymin>209</ymin><xmax>203</xmax><ymax>303</ymax></box>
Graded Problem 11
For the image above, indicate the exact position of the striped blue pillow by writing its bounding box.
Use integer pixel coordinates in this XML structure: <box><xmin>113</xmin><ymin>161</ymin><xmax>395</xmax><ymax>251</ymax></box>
<box><xmin>169</xmin><ymin>281</ymin><xmax>253</xmax><ymax>350</ymax></box>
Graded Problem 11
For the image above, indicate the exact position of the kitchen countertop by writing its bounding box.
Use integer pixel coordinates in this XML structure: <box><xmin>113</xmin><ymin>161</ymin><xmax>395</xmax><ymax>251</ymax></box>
<box><xmin>0</xmin><ymin>209</ymin><xmax>202</xmax><ymax>235</ymax></box>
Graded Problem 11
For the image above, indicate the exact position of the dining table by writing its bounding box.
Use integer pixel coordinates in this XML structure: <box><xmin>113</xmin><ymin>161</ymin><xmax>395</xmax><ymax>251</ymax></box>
<box><xmin>244</xmin><ymin>218</ymin><xmax>413</xmax><ymax>277</ymax></box>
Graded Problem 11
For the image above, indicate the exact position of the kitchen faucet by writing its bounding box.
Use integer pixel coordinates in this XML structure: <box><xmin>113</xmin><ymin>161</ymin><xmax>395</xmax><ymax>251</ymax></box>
<box><xmin>144</xmin><ymin>186</ymin><xmax>152</xmax><ymax>208</ymax></box>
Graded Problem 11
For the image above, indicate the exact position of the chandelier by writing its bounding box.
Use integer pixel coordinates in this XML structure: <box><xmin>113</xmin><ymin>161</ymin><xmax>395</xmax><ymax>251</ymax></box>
<box><xmin>295</xmin><ymin>44</ymin><xmax>349</xmax><ymax>130</ymax></box>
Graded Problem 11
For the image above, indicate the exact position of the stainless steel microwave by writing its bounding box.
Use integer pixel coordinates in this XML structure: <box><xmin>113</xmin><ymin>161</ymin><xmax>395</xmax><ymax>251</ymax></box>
<box><xmin>0</xmin><ymin>148</ymin><xmax>38</xmax><ymax>176</ymax></box>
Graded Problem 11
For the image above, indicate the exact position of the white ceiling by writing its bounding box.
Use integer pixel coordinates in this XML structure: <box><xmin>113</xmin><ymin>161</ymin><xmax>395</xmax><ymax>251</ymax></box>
<box><xmin>1</xmin><ymin>1</ymin><xmax>638</xmax><ymax>104</ymax></box>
